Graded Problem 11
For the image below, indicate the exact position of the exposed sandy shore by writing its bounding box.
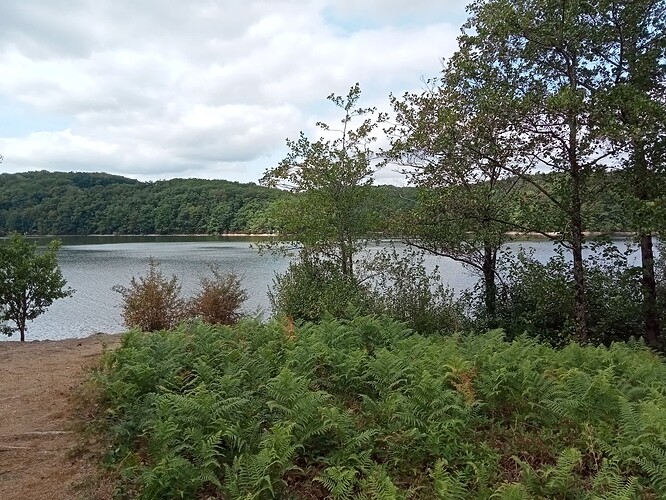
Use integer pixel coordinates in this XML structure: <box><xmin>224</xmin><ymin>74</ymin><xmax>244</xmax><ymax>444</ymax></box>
<box><xmin>0</xmin><ymin>333</ymin><xmax>122</xmax><ymax>500</ymax></box>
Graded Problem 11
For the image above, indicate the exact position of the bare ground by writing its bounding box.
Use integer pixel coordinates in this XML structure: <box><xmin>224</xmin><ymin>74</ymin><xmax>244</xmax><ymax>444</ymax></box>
<box><xmin>0</xmin><ymin>333</ymin><xmax>122</xmax><ymax>500</ymax></box>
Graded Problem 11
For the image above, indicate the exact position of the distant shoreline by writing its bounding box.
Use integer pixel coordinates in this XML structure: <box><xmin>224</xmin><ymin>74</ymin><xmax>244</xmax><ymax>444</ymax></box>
<box><xmin>12</xmin><ymin>231</ymin><xmax>637</xmax><ymax>239</ymax></box>
<box><xmin>11</xmin><ymin>233</ymin><xmax>277</xmax><ymax>238</ymax></box>
<box><xmin>505</xmin><ymin>231</ymin><xmax>636</xmax><ymax>240</ymax></box>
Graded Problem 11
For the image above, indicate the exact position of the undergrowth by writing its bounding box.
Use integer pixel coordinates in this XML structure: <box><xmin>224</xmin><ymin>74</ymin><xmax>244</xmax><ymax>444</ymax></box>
<box><xmin>91</xmin><ymin>316</ymin><xmax>666</xmax><ymax>499</ymax></box>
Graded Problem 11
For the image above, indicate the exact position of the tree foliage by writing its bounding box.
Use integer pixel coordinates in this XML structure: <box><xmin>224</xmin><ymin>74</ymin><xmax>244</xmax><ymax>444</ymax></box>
<box><xmin>0</xmin><ymin>171</ymin><xmax>417</xmax><ymax>238</ymax></box>
<box><xmin>494</xmin><ymin>245</ymin><xmax>649</xmax><ymax>346</ymax></box>
<box><xmin>395</xmin><ymin>0</ymin><xmax>666</xmax><ymax>344</ymax></box>
<box><xmin>591</xmin><ymin>0</ymin><xmax>666</xmax><ymax>347</ymax></box>
<box><xmin>0</xmin><ymin>234</ymin><xmax>73</xmax><ymax>341</ymax></box>
<box><xmin>389</xmin><ymin>46</ymin><xmax>523</xmax><ymax>324</ymax></box>
<box><xmin>261</xmin><ymin>83</ymin><xmax>386</xmax><ymax>279</ymax></box>
<box><xmin>0</xmin><ymin>172</ymin><xmax>283</xmax><ymax>236</ymax></box>
<box><xmin>268</xmin><ymin>255</ymin><xmax>370</xmax><ymax>323</ymax></box>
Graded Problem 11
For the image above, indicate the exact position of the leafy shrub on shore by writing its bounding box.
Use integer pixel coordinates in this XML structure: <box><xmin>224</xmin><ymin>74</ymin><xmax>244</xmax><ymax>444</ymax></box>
<box><xmin>495</xmin><ymin>246</ymin><xmax>646</xmax><ymax>346</ymax></box>
<box><xmin>269</xmin><ymin>249</ymin><xmax>466</xmax><ymax>335</ymax></box>
<box><xmin>92</xmin><ymin>316</ymin><xmax>666</xmax><ymax>498</ymax></box>
<box><xmin>269</xmin><ymin>256</ymin><xmax>370</xmax><ymax>322</ymax></box>
<box><xmin>113</xmin><ymin>258</ymin><xmax>187</xmax><ymax>332</ymax></box>
<box><xmin>364</xmin><ymin>248</ymin><xmax>468</xmax><ymax>335</ymax></box>
<box><xmin>114</xmin><ymin>259</ymin><xmax>247</xmax><ymax>331</ymax></box>
<box><xmin>188</xmin><ymin>266</ymin><xmax>247</xmax><ymax>326</ymax></box>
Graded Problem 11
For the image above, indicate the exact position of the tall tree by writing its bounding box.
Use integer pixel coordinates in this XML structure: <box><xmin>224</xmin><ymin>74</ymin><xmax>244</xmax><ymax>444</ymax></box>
<box><xmin>389</xmin><ymin>49</ymin><xmax>523</xmax><ymax>325</ymax></box>
<box><xmin>0</xmin><ymin>234</ymin><xmax>73</xmax><ymax>341</ymax></box>
<box><xmin>594</xmin><ymin>0</ymin><xmax>666</xmax><ymax>347</ymax></box>
<box><xmin>461</xmin><ymin>0</ymin><xmax>621</xmax><ymax>342</ymax></box>
<box><xmin>261</xmin><ymin>83</ymin><xmax>385</xmax><ymax>279</ymax></box>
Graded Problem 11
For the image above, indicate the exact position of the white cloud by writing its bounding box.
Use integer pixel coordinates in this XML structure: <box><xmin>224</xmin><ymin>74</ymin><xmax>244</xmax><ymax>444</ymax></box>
<box><xmin>0</xmin><ymin>0</ymin><xmax>466</xmax><ymax>183</ymax></box>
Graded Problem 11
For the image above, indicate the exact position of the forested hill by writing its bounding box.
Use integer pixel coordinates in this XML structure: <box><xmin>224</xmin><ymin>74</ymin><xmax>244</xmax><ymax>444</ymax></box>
<box><xmin>0</xmin><ymin>170</ymin><xmax>635</xmax><ymax>236</ymax></box>
<box><xmin>0</xmin><ymin>171</ymin><xmax>417</xmax><ymax>236</ymax></box>
<box><xmin>0</xmin><ymin>171</ymin><xmax>285</xmax><ymax>235</ymax></box>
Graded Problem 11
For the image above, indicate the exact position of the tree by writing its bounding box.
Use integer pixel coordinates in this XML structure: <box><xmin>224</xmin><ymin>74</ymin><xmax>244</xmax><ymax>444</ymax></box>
<box><xmin>592</xmin><ymin>0</ymin><xmax>666</xmax><ymax>347</ymax></box>
<box><xmin>389</xmin><ymin>48</ymin><xmax>523</xmax><ymax>325</ymax></box>
<box><xmin>459</xmin><ymin>0</ymin><xmax>628</xmax><ymax>342</ymax></box>
<box><xmin>260</xmin><ymin>83</ymin><xmax>385</xmax><ymax>279</ymax></box>
<box><xmin>0</xmin><ymin>234</ymin><xmax>73</xmax><ymax>341</ymax></box>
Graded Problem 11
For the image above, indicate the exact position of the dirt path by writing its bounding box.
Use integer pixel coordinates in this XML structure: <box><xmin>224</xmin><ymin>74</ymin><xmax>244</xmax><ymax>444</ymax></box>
<box><xmin>0</xmin><ymin>334</ymin><xmax>122</xmax><ymax>500</ymax></box>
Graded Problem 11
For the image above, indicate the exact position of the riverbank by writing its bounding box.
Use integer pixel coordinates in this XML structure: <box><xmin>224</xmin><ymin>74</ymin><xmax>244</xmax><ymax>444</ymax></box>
<box><xmin>6</xmin><ymin>231</ymin><xmax>638</xmax><ymax>241</ymax></box>
<box><xmin>0</xmin><ymin>333</ymin><xmax>122</xmax><ymax>500</ymax></box>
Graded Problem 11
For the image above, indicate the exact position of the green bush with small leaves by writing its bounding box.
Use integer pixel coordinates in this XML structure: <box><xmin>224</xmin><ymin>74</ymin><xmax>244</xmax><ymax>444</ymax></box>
<box><xmin>495</xmin><ymin>246</ymin><xmax>647</xmax><ymax>346</ymax></box>
<box><xmin>269</xmin><ymin>257</ymin><xmax>370</xmax><ymax>322</ymax></box>
<box><xmin>92</xmin><ymin>317</ymin><xmax>666</xmax><ymax>498</ymax></box>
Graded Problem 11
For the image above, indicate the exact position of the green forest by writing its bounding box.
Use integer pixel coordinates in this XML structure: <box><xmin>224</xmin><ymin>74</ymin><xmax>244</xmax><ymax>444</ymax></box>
<box><xmin>0</xmin><ymin>170</ymin><xmax>417</xmax><ymax>236</ymax></box>
<box><xmin>0</xmin><ymin>171</ymin><xmax>282</xmax><ymax>235</ymax></box>
<box><xmin>0</xmin><ymin>169</ymin><xmax>645</xmax><ymax>237</ymax></box>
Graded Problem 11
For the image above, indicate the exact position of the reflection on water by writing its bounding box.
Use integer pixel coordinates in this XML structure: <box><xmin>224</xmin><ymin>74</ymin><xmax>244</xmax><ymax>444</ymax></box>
<box><xmin>2</xmin><ymin>235</ymin><xmax>638</xmax><ymax>341</ymax></box>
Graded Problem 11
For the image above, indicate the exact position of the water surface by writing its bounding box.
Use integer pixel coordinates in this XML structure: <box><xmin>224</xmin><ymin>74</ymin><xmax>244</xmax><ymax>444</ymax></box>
<box><xmin>2</xmin><ymin>236</ymin><xmax>638</xmax><ymax>341</ymax></box>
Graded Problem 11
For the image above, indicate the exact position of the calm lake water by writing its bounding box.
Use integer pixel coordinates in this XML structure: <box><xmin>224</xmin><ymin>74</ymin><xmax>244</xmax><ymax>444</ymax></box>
<box><xmin>2</xmin><ymin>235</ymin><xmax>639</xmax><ymax>341</ymax></box>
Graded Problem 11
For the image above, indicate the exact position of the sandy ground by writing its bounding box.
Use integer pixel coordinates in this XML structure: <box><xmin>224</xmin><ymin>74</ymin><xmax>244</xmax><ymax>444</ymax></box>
<box><xmin>0</xmin><ymin>333</ymin><xmax>122</xmax><ymax>500</ymax></box>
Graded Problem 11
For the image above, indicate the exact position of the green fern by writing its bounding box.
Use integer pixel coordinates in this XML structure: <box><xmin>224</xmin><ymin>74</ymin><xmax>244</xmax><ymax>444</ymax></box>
<box><xmin>430</xmin><ymin>459</ymin><xmax>467</xmax><ymax>500</ymax></box>
<box><xmin>315</xmin><ymin>466</ymin><xmax>358</xmax><ymax>499</ymax></box>
<box><xmin>90</xmin><ymin>318</ymin><xmax>666</xmax><ymax>499</ymax></box>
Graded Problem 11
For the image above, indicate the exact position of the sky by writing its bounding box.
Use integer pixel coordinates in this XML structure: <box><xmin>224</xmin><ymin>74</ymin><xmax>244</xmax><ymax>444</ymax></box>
<box><xmin>0</xmin><ymin>0</ymin><xmax>469</xmax><ymax>185</ymax></box>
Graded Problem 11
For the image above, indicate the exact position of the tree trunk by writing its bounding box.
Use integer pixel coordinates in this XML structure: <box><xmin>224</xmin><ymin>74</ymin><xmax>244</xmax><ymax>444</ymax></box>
<box><xmin>570</xmin><ymin>166</ymin><xmax>588</xmax><ymax>343</ymax></box>
<box><xmin>482</xmin><ymin>243</ymin><xmax>497</xmax><ymax>327</ymax></box>
<box><xmin>633</xmin><ymin>140</ymin><xmax>660</xmax><ymax>347</ymax></box>
<box><xmin>569</xmin><ymin>126</ymin><xmax>588</xmax><ymax>343</ymax></box>
<box><xmin>571</xmin><ymin>231</ymin><xmax>588</xmax><ymax>343</ymax></box>
<box><xmin>639</xmin><ymin>233</ymin><xmax>659</xmax><ymax>347</ymax></box>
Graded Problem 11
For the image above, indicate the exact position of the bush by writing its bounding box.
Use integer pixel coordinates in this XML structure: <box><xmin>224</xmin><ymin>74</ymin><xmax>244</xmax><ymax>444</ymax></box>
<box><xmin>92</xmin><ymin>317</ymin><xmax>666</xmax><ymax>498</ymax></box>
<box><xmin>113</xmin><ymin>258</ymin><xmax>186</xmax><ymax>331</ymax></box>
<box><xmin>188</xmin><ymin>266</ymin><xmax>247</xmax><ymax>325</ymax></box>
<box><xmin>269</xmin><ymin>255</ymin><xmax>370</xmax><ymax>322</ymax></box>
<box><xmin>365</xmin><ymin>247</ymin><xmax>467</xmax><ymax>335</ymax></box>
<box><xmin>494</xmin><ymin>245</ymin><xmax>645</xmax><ymax>345</ymax></box>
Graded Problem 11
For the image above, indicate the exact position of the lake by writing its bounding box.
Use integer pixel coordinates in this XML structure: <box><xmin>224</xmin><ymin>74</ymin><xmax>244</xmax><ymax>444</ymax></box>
<box><xmin>1</xmin><ymin>235</ymin><xmax>639</xmax><ymax>341</ymax></box>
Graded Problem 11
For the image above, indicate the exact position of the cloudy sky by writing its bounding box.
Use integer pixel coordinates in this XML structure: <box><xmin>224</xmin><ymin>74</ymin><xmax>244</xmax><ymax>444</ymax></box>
<box><xmin>0</xmin><ymin>0</ymin><xmax>467</xmax><ymax>185</ymax></box>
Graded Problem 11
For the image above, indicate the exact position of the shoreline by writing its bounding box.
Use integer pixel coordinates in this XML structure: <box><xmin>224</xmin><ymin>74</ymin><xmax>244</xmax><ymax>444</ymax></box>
<box><xmin>505</xmin><ymin>231</ymin><xmax>636</xmax><ymax>240</ymax></box>
<box><xmin>5</xmin><ymin>231</ymin><xmax>638</xmax><ymax>239</ymax></box>
<box><xmin>12</xmin><ymin>233</ymin><xmax>278</xmax><ymax>238</ymax></box>
<box><xmin>0</xmin><ymin>330</ymin><xmax>125</xmax><ymax>344</ymax></box>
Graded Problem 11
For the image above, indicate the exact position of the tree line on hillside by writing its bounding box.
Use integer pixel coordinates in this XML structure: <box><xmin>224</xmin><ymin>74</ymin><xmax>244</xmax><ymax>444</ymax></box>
<box><xmin>0</xmin><ymin>172</ymin><xmax>282</xmax><ymax>235</ymax></box>
<box><xmin>0</xmin><ymin>171</ymin><xmax>420</xmax><ymax>236</ymax></box>
<box><xmin>0</xmin><ymin>168</ymin><xmax>646</xmax><ymax>238</ymax></box>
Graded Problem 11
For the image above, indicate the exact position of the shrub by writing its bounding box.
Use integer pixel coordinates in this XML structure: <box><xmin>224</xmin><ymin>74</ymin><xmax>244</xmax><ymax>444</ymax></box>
<box><xmin>365</xmin><ymin>247</ymin><xmax>467</xmax><ymax>335</ymax></box>
<box><xmin>113</xmin><ymin>258</ymin><xmax>186</xmax><ymax>331</ymax></box>
<box><xmin>494</xmin><ymin>245</ymin><xmax>645</xmax><ymax>345</ymax></box>
<box><xmin>188</xmin><ymin>266</ymin><xmax>247</xmax><ymax>325</ymax></box>
<box><xmin>268</xmin><ymin>255</ymin><xmax>370</xmax><ymax>322</ymax></box>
